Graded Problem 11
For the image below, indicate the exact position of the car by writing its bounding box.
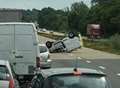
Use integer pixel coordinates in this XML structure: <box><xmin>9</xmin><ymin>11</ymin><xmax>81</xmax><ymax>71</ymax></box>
<box><xmin>0</xmin><ymin>60</ymin><xmax>20</xmax><ymax>88</ymax></box>
<box><xmin>31</xmin><ymin>67</ymin><xmax>111</xmax><ymax>88</ymax></box>
<box><xmin>38</xmin><ymin>44</ymin><xmax>52</xmax><ymax>68</ymax></box>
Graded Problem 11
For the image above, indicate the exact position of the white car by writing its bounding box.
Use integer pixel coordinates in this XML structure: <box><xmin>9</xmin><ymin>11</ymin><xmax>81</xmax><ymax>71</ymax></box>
<box><xmin>0</xmin><ymin>60</ymin><xmax>19</xmax><ymax>88</ymax></box>
<box><xmin>38</xmin><ymin>44</ymin><xmax>52</xmax><ymax>68</ymax></box>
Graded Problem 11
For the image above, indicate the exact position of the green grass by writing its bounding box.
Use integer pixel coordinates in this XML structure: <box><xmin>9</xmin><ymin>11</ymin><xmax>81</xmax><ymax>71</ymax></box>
<box><xmin>38</xmin><ymin>32</ymin><xmax>120</xmax><ymax>55</ymax></box>
<box><xmin>38</xmin><ymin>32</ymin><xmax>65</xmax><ymax>40</ymax></box>
<box><xmin>83</xmin><ymin>39</ymin><xmax>120</xmax><ymax>55</ymax></box>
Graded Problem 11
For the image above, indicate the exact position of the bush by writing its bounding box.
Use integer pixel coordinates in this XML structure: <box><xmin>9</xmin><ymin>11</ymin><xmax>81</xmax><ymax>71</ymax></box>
<box><xmin>110</xmin><ymin>34</ymin><xmax>120</xmax><ymax>50</ymax></box>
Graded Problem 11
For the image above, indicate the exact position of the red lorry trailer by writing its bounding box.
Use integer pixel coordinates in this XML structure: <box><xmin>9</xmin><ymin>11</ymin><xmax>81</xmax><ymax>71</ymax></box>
<box><xmin>87</xmin><ymin>24</ymin><xmax>104</xmax><ymax>39</ymax></box>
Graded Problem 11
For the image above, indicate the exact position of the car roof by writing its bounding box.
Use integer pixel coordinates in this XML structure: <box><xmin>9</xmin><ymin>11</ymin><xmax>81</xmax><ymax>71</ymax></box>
<box><xmin>40</xmin><ymin>68</ymin><xmax>105</xmax><ymax>77</ymax></box>
<box><xmin>0</xmin><ymin>60</ymin><xmax>9</xmax><ymax>66</ymax></box>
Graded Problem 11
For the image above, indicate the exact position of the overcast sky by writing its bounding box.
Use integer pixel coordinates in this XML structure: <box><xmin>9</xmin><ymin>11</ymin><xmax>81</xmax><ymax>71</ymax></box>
<box><xmin>0</xmin><ymin>0</ymin><xmax>91</xmax><ymax>10</ymax></box>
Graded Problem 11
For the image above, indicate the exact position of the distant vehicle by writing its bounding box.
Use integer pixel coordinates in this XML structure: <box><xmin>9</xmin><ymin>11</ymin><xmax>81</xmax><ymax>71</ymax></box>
<box><xmin>38</xmin><ymin>44</ymin><xmax>52</xmax><ymax>68</ymax></box>
<box><xmin>31</xmin><ymin>68</ymin><xmax>111</xmax><ymax>88</ymax></box>
<box><xmin>46</xmin><ymin>32</ymin><xmax>81</xmax><ymax>53</ymax></box>
<box><xmin>0</xmin><ymin>60</ymin><xmax>20</xmax><ymax>88</ymax></box>
<box><xmin>0</xmin><ymin>22</ymin><xmax>39</xmax><ymax>84</ymax></box>
<box><xmin>87</xmin><ymin>24</ymin><xmax>104</xmax><ymax>39</ymax></box>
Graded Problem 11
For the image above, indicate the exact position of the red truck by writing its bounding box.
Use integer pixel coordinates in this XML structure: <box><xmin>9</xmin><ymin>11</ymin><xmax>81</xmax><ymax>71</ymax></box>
<box><xmin>87</xmin><ymin>24</ymin><xmax>104</xmax><ymax>39</ymax></box>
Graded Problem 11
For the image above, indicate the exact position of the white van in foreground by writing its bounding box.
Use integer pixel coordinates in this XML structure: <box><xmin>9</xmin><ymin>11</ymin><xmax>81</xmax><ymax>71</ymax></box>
<box><xmin>0</xmin><ymin>22</ymin><xmax>39</xmax><ymax>82</ymax></box>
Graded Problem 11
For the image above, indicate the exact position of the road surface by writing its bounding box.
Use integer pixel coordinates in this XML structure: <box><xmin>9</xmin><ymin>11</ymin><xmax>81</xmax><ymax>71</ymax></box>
<box><xmin>38</xmin><ymin>35</ymin><xmax>120</xmax><ymax>88</ymax></box>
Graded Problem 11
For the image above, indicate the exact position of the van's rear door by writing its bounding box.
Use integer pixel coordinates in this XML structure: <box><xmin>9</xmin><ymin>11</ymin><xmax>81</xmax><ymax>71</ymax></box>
<box><xmin>0</xmin><ymin>24</ymin><xmax>14</xmax><ymax>61</ymax></box>
<box><xmin>13</xmin><ymin>24</ymin><xmax>37</xmax><ymax>75</ymax></box>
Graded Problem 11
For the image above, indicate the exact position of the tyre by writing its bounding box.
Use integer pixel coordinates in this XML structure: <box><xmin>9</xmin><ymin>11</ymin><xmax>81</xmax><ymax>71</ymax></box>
<box><xmin>68</xmin><ymin>32</ymin><xmax>75</xmax><ymax>38</ymax></box>
<box><xmin>46</xmin><ymin>41</ymin><xmax>53</xmax><ymax>48</ymax></box>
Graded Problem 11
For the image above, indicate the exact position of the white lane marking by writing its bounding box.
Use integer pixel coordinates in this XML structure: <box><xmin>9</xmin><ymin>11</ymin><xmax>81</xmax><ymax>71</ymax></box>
<box><xmin>117</xmin><ymin>73</ymin><xmax>120</xmax><ymax>76</ymax></box>
<box><xmin>70</xmin><ymin>54</ymin><xmax>73</xmax><ymax>56</ymax></box>
<box><xmin>98</xmin><ymin>66</ymin><xmax>106</xmax><ymax>70</ymax></box>
<box><xmin>86</xmin><ymin>60</ymin><xmax>91</xmax><ymax>63</ymax></box>
<box><xmin>77</xmin><ymin>57</ymin><xmax>82</xmax><ymax>59</ymax></box>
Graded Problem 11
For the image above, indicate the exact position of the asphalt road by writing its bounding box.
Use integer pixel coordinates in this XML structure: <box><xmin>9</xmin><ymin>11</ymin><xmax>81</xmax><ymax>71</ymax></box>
<box><xmin>38</xmin><ymin>35</ymin><xmax>120</xmax><ymax>88</ymax></box>
<box><xmin>52</xmin><ymin>59</ymin><xmax>120</xmax><ymax>88</ymax></box>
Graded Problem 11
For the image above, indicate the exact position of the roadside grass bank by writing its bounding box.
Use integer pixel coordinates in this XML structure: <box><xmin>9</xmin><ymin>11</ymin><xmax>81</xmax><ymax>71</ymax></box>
<box><xmin>38</xmin><ymin>32</ymin><xmax>120</xmax><ymax>55</ymax></box>
<box><xmin>38</xmin><ymin>32</ymin><xmax>65</xmax><ymax>40</ymax></box>
<box><xmin>84</xmin><ymin>34</ymin><xmax>120</xmax><ymax>55</ymax></box>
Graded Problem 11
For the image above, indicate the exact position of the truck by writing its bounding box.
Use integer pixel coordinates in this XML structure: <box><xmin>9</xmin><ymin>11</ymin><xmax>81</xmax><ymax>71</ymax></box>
<box><xmin>0</xmin><ymin>22</ymin><xmax>39</xmax><ymax>87</ymax></box>
<box><xmin>87</xmin><ymin>24</ymin><xmax>104</xmax><ymax>39</ymax></box>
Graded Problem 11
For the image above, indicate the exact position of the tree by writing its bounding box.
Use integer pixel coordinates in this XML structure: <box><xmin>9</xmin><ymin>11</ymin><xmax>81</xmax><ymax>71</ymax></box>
<box><xmin>37</xmin><ymin>7</ymin><xmax>69</xmax><ymax>32</ymax></box>
<box><xmin>88</xmin><ymin>0</ymin><xmax>120</xmax><ymax>37</ymax></box>
<box><xmin>68</xmin><ymin>2</ymin><xmax>89</xmax><ymax>35</ymax></box>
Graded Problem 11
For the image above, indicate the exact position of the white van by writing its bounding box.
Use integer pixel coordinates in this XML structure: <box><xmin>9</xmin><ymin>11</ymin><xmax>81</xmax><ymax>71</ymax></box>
<box><xmin>0</xmin><ymin>22</ymin><xmax>39</xmax><ymax>81</ymax></box>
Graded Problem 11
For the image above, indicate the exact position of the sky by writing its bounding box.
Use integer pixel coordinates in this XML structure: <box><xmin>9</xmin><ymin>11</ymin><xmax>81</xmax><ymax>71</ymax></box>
<box><xmin>0</xmin><ymin>0</ymin><xmax>91</xmax><ymax>10</ymax></box>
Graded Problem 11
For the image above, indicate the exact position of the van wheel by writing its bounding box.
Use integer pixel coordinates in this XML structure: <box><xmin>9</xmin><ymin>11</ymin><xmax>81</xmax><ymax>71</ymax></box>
<box><xmin>68</xmin><ymin>32</ymin><xmax>75</xmax><ymax>38</ymax></box>
<box><xmin>46</xmin><ymin>41</ymin><xmax>53</xmax><ymax>48</ymax></box>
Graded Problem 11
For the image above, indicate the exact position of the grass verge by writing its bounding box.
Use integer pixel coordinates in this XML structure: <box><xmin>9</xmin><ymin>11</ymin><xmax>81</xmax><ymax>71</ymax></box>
<box><xmin>38</xmin><ymin>32</ymin><xmax>120</xmax><ymax>55</ymax></box>
<box><xmin>38</xmin><ymin>32</ymin><xmax>65</xmax><ymax>40</ymax></box>
<box><xmin>83</xmin><ymin>39</ymin><xmax>120</xmax><ymax>55</ymax></box>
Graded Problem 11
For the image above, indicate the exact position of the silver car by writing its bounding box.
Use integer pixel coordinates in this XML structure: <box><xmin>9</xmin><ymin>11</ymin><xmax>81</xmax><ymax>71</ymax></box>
<box><xmin>38</xmin><ymin>44</ymin><xmax>52</xmax><ymax>68</ymax></box>
<box><xmin>0</xmin><ymin>60</ymin><xmax>19</xmax><ymax>88</ymax></box>
<box><xmin>31</xmin><ymin>68</ymin><xmax>111</xmax><ymax>88</ymax></box>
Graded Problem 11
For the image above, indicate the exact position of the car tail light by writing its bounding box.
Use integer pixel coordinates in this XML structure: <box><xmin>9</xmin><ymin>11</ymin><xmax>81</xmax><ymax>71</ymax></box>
<box><xmin>36</xmin><ymin>57</ymin><xmax>40</xmax><ymax>67</ymax></box>
<box><xmin>9</xmin><ymin>79</ymin><xmax>15</xmax><ymax>88</ymax></box>
<box><xmin>73</xmin><ymin>68</ymin><xmax>81</xmax><ymax>76</ymax></box>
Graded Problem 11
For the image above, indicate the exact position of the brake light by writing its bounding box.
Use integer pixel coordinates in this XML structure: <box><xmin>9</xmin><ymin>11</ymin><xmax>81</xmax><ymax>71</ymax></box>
<box><xmin>73</xmin><ymin>68</ymin><xmax>81</xmax><ymax>76</ymax></box>
<box><xmin>9</xmin><ymin>79</ymin><xmax>15</xmax><ymax>88</ymax></box>
<box><xmin>36</xmin><ymin>57</ymin><xmax>40</xmax><ymax>67</ymax></box>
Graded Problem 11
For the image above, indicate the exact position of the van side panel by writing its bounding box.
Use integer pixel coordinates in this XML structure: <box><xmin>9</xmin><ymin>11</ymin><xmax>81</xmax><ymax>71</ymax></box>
<box><xmin>14</xmin><ymin>24</ymin><xmax>36</xmax><ymax>74</ymax></box>
<box><xmin>0</xmin><ymin>25</ymin><xmax>14</xmax><ymax>61</ymax></box>
<box><xmin>0</xmin><ymin>23</ymin><xmax>38</xmax><ymax>75</ymax></box>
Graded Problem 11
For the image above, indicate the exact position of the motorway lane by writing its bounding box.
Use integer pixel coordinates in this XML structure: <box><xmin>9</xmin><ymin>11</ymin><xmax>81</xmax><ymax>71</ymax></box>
<box><xmin>90</xmin><ymin>59</ymin><xmax>120</xmax><ymax>88</ymax></box>
<box><xmin>51</xmin><ymin>59</ymin><xmax>120</xmax><ymax>88</ymax></box>
<box><xmin>38</xmin><ymin>35</ymin><xmax>120</xmax><ymax>88</ymax></box>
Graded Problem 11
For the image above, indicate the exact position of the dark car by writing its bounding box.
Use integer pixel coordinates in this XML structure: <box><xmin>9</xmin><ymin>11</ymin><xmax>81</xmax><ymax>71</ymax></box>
<box><xmin>31</xmin><ymin>68</ymin><xmax>111</xmax><ymax>88</ymax></box>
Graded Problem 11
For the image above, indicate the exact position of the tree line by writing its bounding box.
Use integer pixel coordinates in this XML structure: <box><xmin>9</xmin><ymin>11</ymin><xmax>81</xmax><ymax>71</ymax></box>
<box><xmin>22</xmin><ymin>0</ymin><xmax>120</xmax><ymax>37</ymax></box>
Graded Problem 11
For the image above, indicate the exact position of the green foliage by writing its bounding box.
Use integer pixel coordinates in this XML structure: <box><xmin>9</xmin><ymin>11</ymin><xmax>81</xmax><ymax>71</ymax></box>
<box><xmin>37</xmin><ymin>7</ymin><xmax>69</xmax><ymax>32</ymax></box>
<box><xmin>90</xmin><ymin>0</ymin><xmax>120</xmax><ymax>37</ymax></box>
<box><xmin>22</xmin><ymin>0</ymin><xmax>120</xmax><ymax>37</ymax></box>
<box><xmin>68</xmin><ymin>2</ymin><xmax>89</xmax><ymax>35</ymax></box>
<box><xmin>22</xmin><ymin>9</ymin><xmax>39</xmax><ymax>22</ymax></box>
<box><xmin>110</xmin><ymin>34</ymin><xmax>120</xmax><ymax>50</ymax></box>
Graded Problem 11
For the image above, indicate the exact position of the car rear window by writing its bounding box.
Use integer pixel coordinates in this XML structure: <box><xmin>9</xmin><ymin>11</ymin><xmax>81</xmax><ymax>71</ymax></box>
<box><xmin>0</xmin><ymin>65</ymin><xmax>9</xmax><ymax>80</ymax></box>
<box><xmin>44</xmin><ymin>75</ymin><xmax>108</xmax><ymax>88</ymax></box>
<box><xmin>39</xmin><ymin>46</ymin><xmax>47</xmax><ymax>53</ymax></box>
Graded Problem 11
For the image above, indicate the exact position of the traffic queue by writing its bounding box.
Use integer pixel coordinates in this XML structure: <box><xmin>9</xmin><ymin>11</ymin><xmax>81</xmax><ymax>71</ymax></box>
<box><xmin>0</xmin><ymin>22</ymin><xmax>111</xmax><ymax>88</ymax></box>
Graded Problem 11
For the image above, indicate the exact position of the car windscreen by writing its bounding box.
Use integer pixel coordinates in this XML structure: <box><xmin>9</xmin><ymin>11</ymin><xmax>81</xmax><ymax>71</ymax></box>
<box><xmin>44</xmin><ymin>75</ymin><xmax>108</xmax><ymax>88</ymax></box>
<box><xmin>0</xmin><ymin>65</ymin><xmax>9</xmax><ymax>80</ymax></box>
<box><xmin>39</xmin><ymin>46</ymin><xmax>47</xmax><ymax>53</ymax></box>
